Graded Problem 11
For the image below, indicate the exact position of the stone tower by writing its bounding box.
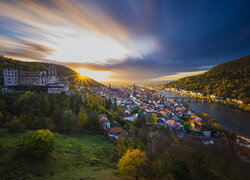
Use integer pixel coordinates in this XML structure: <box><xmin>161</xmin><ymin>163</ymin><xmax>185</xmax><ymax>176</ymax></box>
<box><xmin>47</xmin><ymin>65</ymin><xmax>58</xmax><ymax>84</ymax></box>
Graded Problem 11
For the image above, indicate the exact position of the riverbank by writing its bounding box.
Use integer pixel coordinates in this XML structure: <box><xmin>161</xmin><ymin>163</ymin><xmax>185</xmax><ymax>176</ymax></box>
<box><xmin>163</xmin><ymin>88</ymin><xmax>250</xmax><ymax>112</ymax></box>
<box><xmin>158</xmin><ymin>90</ymin><xmax>250</xmax><ymax>139</ymax></box>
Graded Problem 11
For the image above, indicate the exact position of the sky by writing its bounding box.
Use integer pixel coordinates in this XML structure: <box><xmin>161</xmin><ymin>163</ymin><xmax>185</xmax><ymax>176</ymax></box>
<box><xmin>0</xmin><ymin>0</ymin><xmax>249</xmax><ymax>81</ymax></box>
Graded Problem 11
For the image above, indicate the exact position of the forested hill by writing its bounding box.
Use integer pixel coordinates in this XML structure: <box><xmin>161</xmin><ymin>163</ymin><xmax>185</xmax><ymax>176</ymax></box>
<box><xmin>165</xmin><ymin>55</ymin><xmax>250</xmax><ymax>102</ymax></box>
<box><xmin>0</xmin><ymin>55</ymin><xmax>101</xmax><ymax>87</ymax></box>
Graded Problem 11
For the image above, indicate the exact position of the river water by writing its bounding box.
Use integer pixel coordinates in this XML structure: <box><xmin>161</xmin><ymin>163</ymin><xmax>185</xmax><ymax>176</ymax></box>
<box><xmin>161</xmin><ymin>91</ymin><xmax>250</xmax><ymax>138</ymax></box>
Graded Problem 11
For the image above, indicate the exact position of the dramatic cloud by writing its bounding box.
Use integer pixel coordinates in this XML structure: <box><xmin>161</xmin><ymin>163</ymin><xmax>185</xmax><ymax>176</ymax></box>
<box><xmin>0</xmin><ymin>0</ymin><xmax>249</xmax><ymax>81</ymax></box>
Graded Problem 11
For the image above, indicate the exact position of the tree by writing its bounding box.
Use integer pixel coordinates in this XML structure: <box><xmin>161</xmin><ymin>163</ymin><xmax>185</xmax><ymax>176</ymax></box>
<box><xmin>24</xmin><ymin>129</ymin><xmax>55</xmax><ymax>158</ymax></box>
<box><xmin>0</xmin><ymin>111</ymin><xmax>3</xmax><ymax>126</ymax></box>
<box><xmin>62</xmin><ymin>110</ymin><xmax>77</xmax><ymax>134</ymax></box>
<box><xmin>152</xmin><ymin>113</ymin><xmax>158</xmax><ymax>124</ymax></box>
<box><xmin>6</xmin><ymin>117</ymin><xmax>26</xmax><ymax>132</ymax></box>
<box><xmin>117</xmin><ymin>137</ymin><xmax>128</xmax><ymax>157</ymax></box>
<box><xmin>183</xmin><ymin>122</ymin><xmax>191</xmax><ymax>134</ymax></box>
<box><xmin>117</xmin><ymin>149</ymin><xmax>147</xmax><ymax>180</ymax></box>
<box><xmin>78</xmin><ymin>107</ymin><xmax>88</xmax><ymax>128</ymax></box>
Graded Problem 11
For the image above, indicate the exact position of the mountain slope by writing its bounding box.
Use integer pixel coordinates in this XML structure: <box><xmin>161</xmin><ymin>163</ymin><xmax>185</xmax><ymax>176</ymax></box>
<box><xmin>0</xmin><ymin>55</ymin><xmax>101</xmax><ymax>87</ymax></box>
<box><xmin>165</xmin><ymin>55</ymin><xmax>250</xmax><ymax>102</ymax></box>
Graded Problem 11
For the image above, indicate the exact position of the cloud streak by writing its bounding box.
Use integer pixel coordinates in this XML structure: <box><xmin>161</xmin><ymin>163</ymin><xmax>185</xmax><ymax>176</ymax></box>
<box><xmin>0</xmin><ymin>0</ymin><xmax>249</xmax><ymax>81</ymax></box>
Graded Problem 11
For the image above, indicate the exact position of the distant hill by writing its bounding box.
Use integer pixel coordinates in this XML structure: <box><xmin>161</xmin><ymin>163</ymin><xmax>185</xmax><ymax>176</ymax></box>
<box><xmin>165</xmin><ymin>56</ymin><xmax>250</xmax><ymax>103</ymax></box>
<box><xmin>0</xmin><ymin>55</ymin><xmax>102</xmax><ymax>87</ymax></box>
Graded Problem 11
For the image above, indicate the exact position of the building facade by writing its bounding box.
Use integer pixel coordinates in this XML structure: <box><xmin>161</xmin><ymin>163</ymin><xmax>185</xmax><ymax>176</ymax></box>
<box><xmin>19</xmin><ymin>71</ymin><xmax>47</xmax><ymax>86</ymax></box>
<box><xmin>2</xmin><ymin>65</ymin><xmax>69</xmax><ymax>92</ymax></box>
<box><xmin>3</xmin><ymin>69</ymin><xmax>19</xmax><ymax>86</ymax></box>
<box><xmin>48</xmin><ymin>65</ymin><xmax>58</xmax><ymax>84</ymax></box>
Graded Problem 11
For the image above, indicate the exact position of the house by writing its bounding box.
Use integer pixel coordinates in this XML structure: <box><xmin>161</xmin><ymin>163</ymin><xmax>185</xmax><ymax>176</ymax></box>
<box><xmin>107</xmin><ymin>128</ymin><xmax>123</xmax><ymax>139</ymax></box>
<box><xmin>98</xmin><ymin>114</ymin><xmax>107</xmax><ymax>121</ymax></box>
<box><xmin>202</xmin><ymin>127</ymin><xmax>211</xmax><ymax>137</ymax></box>
<box><xmin>98</xmin><ymin>114</ymin><xmax>110</xmax><ymax>131</ymax></box>
<box><xmin>165</xmin><ymin>120</ymin><xmax>185</xmax><ymax>132</ymax></box>
<box><xmin>210</xmin><ymin>94</ymin><xmax>218</xmax><ymax>99</ymax></box>
<box><xmin>201</xmin><ymin>137</ymin><xmax>214</xmax><ymax>145</ymax></box>
<box><xmin>157</xmin><ymin>113</ymin><xmax>166</xmax><ymax>121</ymax></box>
<box><xmin>124</xmin><ymin>115</ymin><xmax>135</xmax><ymax>121</ymax></box>
<box><xmin>100</xmin><ymin>119</ymin><xmax>110</xmax><ymax>131</ymax></box>
<box><xmin>191</xmin><ymin>115</ymin><xmax>202</xmax><ymax>121</ymax></box>
<box><xmin>189</xmin><ymin>119</ymin><xmax>202</xmax><ymax>131</ymax></box>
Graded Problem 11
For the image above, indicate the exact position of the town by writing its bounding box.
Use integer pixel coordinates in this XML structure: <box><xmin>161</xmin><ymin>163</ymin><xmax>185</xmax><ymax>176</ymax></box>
<box><xmin>91</xmin><ymin>83</ymin><xmax>233</xmax><ymax>146</ymax></box>
<box><xmin>1</xmin><ymin>66</ymin><xmax>249</xmax><ymax>147</ymax></box>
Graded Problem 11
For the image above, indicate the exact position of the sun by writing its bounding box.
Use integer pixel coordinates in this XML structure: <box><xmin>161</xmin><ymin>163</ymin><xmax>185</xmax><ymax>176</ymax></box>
<box><xmin>75</xmin><ymin>68</ymin><xmax>109</xmax><ymax>82</ymax></box>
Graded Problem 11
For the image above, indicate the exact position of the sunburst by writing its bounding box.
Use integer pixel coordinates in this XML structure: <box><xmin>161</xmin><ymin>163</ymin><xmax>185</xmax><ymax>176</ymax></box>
<box><xmin>73</xmin><ymin>73</ymin><xmax>91</xmax><ymax>87</ymax></box>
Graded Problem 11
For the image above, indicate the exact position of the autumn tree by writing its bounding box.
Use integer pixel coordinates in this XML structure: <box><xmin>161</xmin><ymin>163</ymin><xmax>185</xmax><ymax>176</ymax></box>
<box><xmin>152</xmin><ymin>113</ymin><xmax>158</xmax><ymax>124</ymax></box>
<box><xmin>117</xmin><ymin>149</ymin><xmax>147</xmax><ymax>180</ymax></box>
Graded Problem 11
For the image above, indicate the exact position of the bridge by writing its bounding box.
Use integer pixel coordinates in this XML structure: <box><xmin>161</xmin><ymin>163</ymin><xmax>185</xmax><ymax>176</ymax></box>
<box><xmin>164</xmin><ymin>97</ymin><xmax>207</xmax><ymax>103</ymax></box>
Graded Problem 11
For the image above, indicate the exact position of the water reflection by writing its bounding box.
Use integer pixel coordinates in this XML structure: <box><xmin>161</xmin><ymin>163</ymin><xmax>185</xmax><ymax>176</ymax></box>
<box><xmin>161</xmin><ymin>91</ymin><xmax>250</xmax><ymax>138</ymax></box>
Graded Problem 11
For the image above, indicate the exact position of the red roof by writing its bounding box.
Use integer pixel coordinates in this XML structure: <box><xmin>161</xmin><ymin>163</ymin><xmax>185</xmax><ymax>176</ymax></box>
<box><xmin>98</xmin><ymin>114</ymin><xmax>106</xmax><ymax>119</ymax></box>
<box><xmin>108</xmin><ymin>128</ymin><xmax>123</xmax><ymax>134</ymax></box>
<box><xmin>101</xmin><ymin>119</ymin><xmax>109</xmax><ymax>123</ymax></box>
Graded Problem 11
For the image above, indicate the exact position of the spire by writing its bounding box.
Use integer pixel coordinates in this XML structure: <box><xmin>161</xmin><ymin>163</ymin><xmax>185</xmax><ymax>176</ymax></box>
<box><xmin>133</xmin><ymin>83</ymin><xmax>137</xmax><ymax>96</ymax></box>
<box><xmin>109</xmin><ymin>82</ymin><xmax>111</xmax><ymax>89</ymax></box>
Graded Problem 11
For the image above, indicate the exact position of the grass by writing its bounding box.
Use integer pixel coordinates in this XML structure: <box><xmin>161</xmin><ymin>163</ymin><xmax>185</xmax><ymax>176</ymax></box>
<box><xmin>0</xmin><ymin>128</ymin><xmax>125</xmax><ymax>180</ymax></box>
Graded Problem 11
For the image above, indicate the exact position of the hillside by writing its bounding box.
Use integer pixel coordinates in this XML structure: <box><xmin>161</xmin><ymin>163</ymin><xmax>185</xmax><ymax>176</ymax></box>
<box><xmin>165</xmin><ymin>56</ymin><xmax>250</xmax><ymax>102</ymax></box>
<box><xmin>0</xmin><ymin>55</ymin><xmax>101</xmax><ymax>87</ymax></box>
<box><xmin>0</xmin><ymin>128</ymin><xmax>123</xmax><ymax>180</ymax></box>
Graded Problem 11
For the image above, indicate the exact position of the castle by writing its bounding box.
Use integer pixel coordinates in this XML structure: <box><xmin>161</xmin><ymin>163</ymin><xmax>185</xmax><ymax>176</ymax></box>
<box><xmin>2</xmin><ymin>65</ymin><xmax>69</xmax><ymax>93</ymax></box>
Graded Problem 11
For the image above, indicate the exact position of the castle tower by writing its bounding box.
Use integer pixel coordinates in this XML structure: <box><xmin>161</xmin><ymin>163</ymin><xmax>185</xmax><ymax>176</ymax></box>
<box><xmin>48</xmin><ymin>65</ymin><xmax>58</xmax><ymax>84</ymax></box>
<box><xmin>48</xmin><ymin>65</ymin><xmax>57</xmax><ymax>76</ymax></box>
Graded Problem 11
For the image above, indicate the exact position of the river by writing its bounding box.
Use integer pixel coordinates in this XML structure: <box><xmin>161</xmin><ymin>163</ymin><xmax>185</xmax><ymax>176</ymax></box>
<box><xmin>161</xmin><ymin>90</ymin><xmax>250</xmax><ymax>138</ymax></box>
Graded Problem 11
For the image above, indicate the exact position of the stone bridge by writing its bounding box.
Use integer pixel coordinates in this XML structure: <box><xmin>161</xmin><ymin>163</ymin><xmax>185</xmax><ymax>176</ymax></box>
<box><xmin>165</xmin><ymin>97</ymin><xmax>207</xmax><ymax>103</ymax></box>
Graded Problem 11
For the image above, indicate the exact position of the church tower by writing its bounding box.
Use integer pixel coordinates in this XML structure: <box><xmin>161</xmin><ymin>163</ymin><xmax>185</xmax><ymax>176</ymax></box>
<box><xmin>133</xmin><ymin>83</ymin><xmax>137</xmax><ymax>97</ymax></box>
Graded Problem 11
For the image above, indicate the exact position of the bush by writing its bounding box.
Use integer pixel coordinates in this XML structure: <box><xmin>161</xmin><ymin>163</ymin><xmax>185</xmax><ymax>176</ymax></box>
<box><xmin>6</xmin><ymin>119</ymin><xmax>26</xmax><ymax>132</ymax></box>
<box><xmin>24</xmin><ymin>129</ymin><xmax>55</xmax><ymax>158</ymax></box>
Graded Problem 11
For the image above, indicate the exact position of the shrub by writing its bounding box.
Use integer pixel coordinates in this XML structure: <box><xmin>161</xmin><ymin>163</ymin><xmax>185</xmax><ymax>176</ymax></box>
<box><xmin>6</xmin><ymin>119</ymin><xmax>26</xmax><ymax>132</ymax></box>
<box><xmin>24</xmin><ymin>129</ymin><xmax>55</xmax><ymax>158</ymax></box>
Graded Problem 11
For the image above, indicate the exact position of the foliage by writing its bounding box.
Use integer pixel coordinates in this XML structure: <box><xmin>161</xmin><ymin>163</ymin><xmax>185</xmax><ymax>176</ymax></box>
<box><xmin>6</xmin><ymin>117</ymin><xmax>25</xmax><ymax>133</ymax></box>
<box><xmin>117</xmin><ymin>149</ymin><xmax>147</xmax><ymax>180</ymax></box>
<box><xmin>183</xmin><ymin>122</ymin><xmax>191</xmax><ymax>133</ymax></box>
<box><xmin>86</xmin><ymin>111</ymin><xmax>103</xmax><ymax>134</ymax></box>
<box><xmin>145</xmin><ymin>130</ymin><xmax>250</xmax><ymax>180</ymax></box>
<box><xmin>61</xmin><ymin>110</ymin><xmax>78</xmax><ymax>134</ymax></box>
<box><xmin>24</xmin><ymin>129</ymin><xmax>55</xmax><ymax>158</ymax></box>
<box><xmin>117</xmin><ymin>137</ymin><xmax>128</xmax><ymax>157</ymax></box>
<box><xmin>0</xmin><ymin>128</ymin><xmax>119</xmax><ymax>180</ymax></box>
<box><xmin>152</xmin><ymin>113</ymin><xmax>158</xmax><ymax>124</ymax></box>
<box><xmin>0</xmin><ymin>111</ymin><xmax>3</xmax><ymax>126</ymax></box>
<box><xmin>78</xmin><ymin>107</ymin><xmax>88</xmax><ymax>128</ymax></box>
<box><xmin>165</xmin><ymin>56</ymin><xmax>250</xmax><ymax>102</ymax></box>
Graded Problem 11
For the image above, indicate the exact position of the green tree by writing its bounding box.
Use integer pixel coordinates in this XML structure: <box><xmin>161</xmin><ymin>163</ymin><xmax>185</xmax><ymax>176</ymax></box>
<box><xmin>183</xmin><ymin>122</ymin><xmax>191</xmax><ymax>133</ymax></box>
<box><xmin>6</xmin><ymin>117</ymin><xmax>26</xmax><ymax>132</ymax></box>
<box><xmin>62</xmin><ymin>110</ymin><xmax>77</xmax><ymax>134</ymax></box>
<box><xmin>78</xmin><ymin>107</ymin><xmax>88</xmax><ymax>128</ymax></box>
